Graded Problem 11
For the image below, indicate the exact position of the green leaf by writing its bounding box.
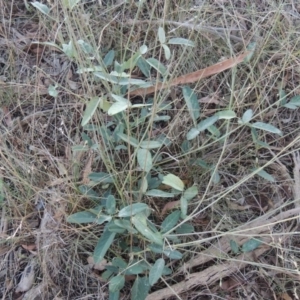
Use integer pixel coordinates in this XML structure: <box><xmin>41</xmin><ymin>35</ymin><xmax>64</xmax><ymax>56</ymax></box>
<box><xmin>93</xmin><ymin>228</ymin><xmax>116</xmax><ymax>263</ymax></box>
<box><xmin>124</xmin><ymin>261</ymin><xmax>147</xmax><ymax>275</ymax></box>
<box><xmin>207</xmin><ymin>124</ymin><xmax>221</xmax><ymax>137</ymax></box>
<box><xmin>182</xmin><ymin>86</ymin><xmax>200</xmax><ymax>125</ymax></box>
<box><xmin>180</xmin><ymin>196</ymin><xmax>188</xmax><ymax>218</ymax></box>
<box><xmin>62</xmin><ymin>41</ymin><xmax>75</xmax><ymax>59</ymax></box>
<box><xmin>146</xmin><ymin>58</ymin><xmax>168</xmax><ymax>77</ymax></box>
<box><xmin>183</xmin><ymin>186</ymin><xmax>198</xmax><ymax>201</ymax></box>
<box><xmin>149</xmin><ymin>259</ymin><xmax>165</xmax><ymax>286</ymax></box>
<box><xmin>145</xmin><ymin>189</ymin><xmax>174</xmax><ymax>198</ymax></box>
<box><xmin>77</xmin><ymin>39</ymin><xmax>94</xmax><ymax>54</ymax></box>
<box><xmin>211</xmin><ymin>170</ymin><xmax>220</xmax><ymax>184</ymax></box>
<box><xmin>197</xmin><ymin>115</ymin><xmax>219</xmax><ymax>132</ymax></box>
<box><xmin>163</xmin><ymin>249</ymin><xmax>182</xmax><ymax>260</ymax></box>
<box><xmin>48</xmin><ymin>85</ymin><xmax>58</xmax><ymax>97</ymax></box>
<box><xmin>139</xmin><ymin>45</ymin><xmax>148</xmax><ymax>54</ymax></box>
<box><xmin>109</xmin><ymin>291</ymin><xmax>119</xmax><ymax>300</ymax></box>
<box><xmin>284</xmin><ymin>95</ymin><xmax>300</xmax><ymax>109</ymax></box>
<box><xmin>216</xmin><ymin>110</ymin><xmax>236</xmax><ymax>119</ymax></box>
<box><xmin>109</xmin><ymin>275</ymin><xmax>125</xmax><ymax>293</ymax></box>
<box><xmin>117</xmin><ymin>132</ymin><xmax>139</xmax><ymax>147</ymax></box>
<box><xmin>112</xmin><ymin>257</ymin><xmax>127</xmax><ymax>269</ymax></box>
<box><xmin>140</xmin><ymin>140</ymin><xmax>163</xmax><ymax>149</ymax></box>
<box><xmin>132</xmin><ymin>214</ymin><xmax>163</xmax><ymax>245</ymax></box>
<box><xmin>148</xmin><ymin>243</ymin><xmax>163</xmax><ymax>254</ymax></box>
<box><xmin>186</xmin><ymin>127</ymin><xmax>200</xmax><ymax>140</ymax></box>
<box><xmin>137</xmin><ymin>148</ymin><xmax>152</xmax><ymax>172</ymax></box>
<box><xmin>168</xmin><ymin>38</ymin><xmax>195</xmax><ymax>47</ymax></box>
<box><xmin>251</xmin><ymin>122</ymin><xmax>283</xmax><ymax>136</ymax></box>
<box><xmin>118</xmin><ymin>203</ymin><xmax>149</xmax><ymax>218</ymax></box>
<box><xmin>104</xmin><ymin>50</ymin><xmax>115</xmax><ymax>67</ymax></box>
<box><xmin>114</xmin><ymin>219</ymin><xmax>137</xmax><ymax>234</ymax></box>
<box><xmin>253</xmin><ymin>168</ymin><xmax>275</xmax><ymax>182</ymax></box>
<box><xmin>107</xmin><ymin>222</ymin><xmax>126</xmax><ymax>233</ymax></box>
<box><xmin>242</xmin><ymin>109</ymin><xmax>253</xmax><ymax>123</ymax></box>
<box><xmin>131</xmin><ymin>276</ymin><xmax>150</xmax><ymax>300</ymax></box>
<box><xmin>140</xmin><ymin>176</ymin><xmax>148</xmax><ymax>193</ymax></box>
<box><xmin>89</xmin><ymin>172</ymin><xmax>114</xmax><ymax>183</ymax></box>
<box><xmin>106</xmin><ymin>195</ymin><xmax>116</xmax><ymax>215</ymax></box>
<box><xmin>94</xmin><ymin>72</ymin><xmax>119</xmax><ymax>84</ymax></box>
<box><xmin>81</xmin><ymin>97</ymin><xmax>101</xmax><ymax>126</ymax></box>
<box><xmin>162</xmin><ymin>174</ymin><xmax>185</xmax><ymax>191</ymax></box>
<box><xmin>243</xmin><ymin>42</ymin><xmax>256</xmax><ymax>63</ymax></box>
<box><xmin>71</xmin><ymin>145</ymin><xmax>89</xmax><ymax>152</ymax></box>
<box><xmin>279</xmin><ymin>89</ymin><xmax>287</xmax><ymax>106</ymax></box>
<box><xmin>241</xmin><ymin>238</ymin><xmax>262</xmax><ymax>253</ymax></box>
<box><xmin>108</xmin><ymin>102</ymin><xmax>129</xmax><ymax>115</ymax></box>
<box><xmin>175</xmin><ymin>223</ymin><xmax>194</xmax><ymax>234</ymax></box>
<box><xmin>67</xmin><ymin>211</ymin><xmax>97</xmax><ymax>223</ymax></box>
<box><xmin>158</xmin><ymin>27</ymin><xmax>166</xmax><ymax>44</ymax></box>
<box><xmin>230</xmin><ymin>240</ymin><xmax>239</xmax><ymax>254</ymax></box>
<box><xmin>31</xmin><ymin>1</ymin><xmax>50</xmax><ymax>15</ymax></box>
<box><xmin>161</xmin><ymin>210</ymin><xmax>181</xmax><ymax>234</ymax></box>
<box><xmin>162</xmin><ymin>44</ymin><xmax>171</xmax><ymax>60</ymax></box>
<box><xmin>67</xmin><ymin>0</ymin><xmax>82</xmax><ymax>9</ymax></box>
<box><xmin>137</xmin><ymin>57</ymin><xmax>151</xmax><ymax>77</ymax></box>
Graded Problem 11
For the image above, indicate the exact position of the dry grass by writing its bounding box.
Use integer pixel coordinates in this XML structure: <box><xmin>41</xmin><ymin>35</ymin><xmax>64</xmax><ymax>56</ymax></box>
<box><xmin>1</xmin><ymin>0</ymin><xmax>300</xmax><ymax>299</ymax></box>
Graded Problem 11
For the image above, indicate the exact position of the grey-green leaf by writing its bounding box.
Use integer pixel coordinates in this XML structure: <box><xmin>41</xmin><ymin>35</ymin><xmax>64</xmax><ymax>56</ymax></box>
<box><xmin>109</xmin><ymin>275</ymin><xmax>125</xmax><ymax>293</ymax></box>
<box><xmin>104</xmin><ymin>50</ymin><xmax>115</xmax><ymax>67</ymax></box>
<box><xmin>183</xmin><ymin>185</ymin><xmax>198</xmax><ymax>201</ymax></box>
<box><xmin>131</xmin><ymin>276</ymin><xmax>150</xmax><ymax>300</ymax></box>
<box><xmin>117</xmin><ymin>132</ymin><xmax>139</xmax><ymax>148</ymax></box>
<box><xmin>137</xmin><ymin>148</ymin><xmax>152</xmax><ymax>172</ymax></box>
<box><xmin>230</xmin><ymin>240</ymin><xmax>239</xmax><ymax>254</ymax></box>
<box><xmin>242</xmin><ymin>109</ymin><xmax>253</xmax><ymax>123</ymax></box>
<box><xmin>182</xmin><ymin>86</ymin><xmax>200</xmax><ymax>125</ymax></box>
<box><xmin>186</xmin><ymin>127</ymin><xmax>200</xmax><ymax>140</ymax></box>
<box><xmin>197</xmin><ymin>115</ymin><xmax>219</xmax><ymax>132</ymax></box>
<box><xmin>162</xmin><ymin>174</ymin><xmax>185</xmax><ymax>191</ymax></box>
<box><xmin>149</xmin><ymin>258</ymin><xmax>165</xmax><ymax>286</ymax></box>
<box><xmin>163</xmin><ymin>249</ymin><xmax>183</xmax><ymax>260</ymax></box>
<box><xmin>216</xmin><ymin>110</ymin><xmax>236</xmax><ymax>119</ymax></box>
<box><xmin>168</xmin><ymin>38</ymin><xmax>195</xmax><ymax>47</ymax></box>
<box><xmin>93</xmin><ymin>228</ymin><xmax>116</xmax><ymax>263</ymax></box>
<box><xmin>132</xmin><ymin>214</ymin><xmax>163</xmax><ymax>245</ymax></box>
<box><xmin>251</xmin><ymin>122</ymin><xmax>283</xmax><ymax>136</ymax></box>
<box><xmin>67</xmin><ymin>211</ymin><xmax>97</xmax><ymax>224</ymax></box>
<box><xmin>89</xmin><ymin>172</ymin><xmax>114</xmax><ymax>183</ymax></box>
<box><xmin>31</xmin><ymin>1</ymin><xmax>50</xmax><ymax>15</ymax></box>
<box><xmin>145</xmin><ymin>189</ymin><xmax>175</xmax><ymax>198</ymax></box>
<box><xmin>162</xmin><ymin>44</ymin><xmax>171</xmax><ymax>60</ymax></box>
<box><xmin>253</xmin><ymin>168</ymin><xmax>275</xmax><ymax>182</ymax></box>
<box><xmin>118</xmin><ymin>203</ymin><xmax>149</xmax><ymax>218</ymax></box>
<box><xmin>180</xmin><ymin>196</ymin><xmax>188</xmax><ymax>218</ymax></box>
<box><xmin>146</xmin><ymin>58</ymin><xmax>168</xmax><ymax>77</ymax></box>
<box><xmin>175</xmin><ymin>223</ymin><xmax>194</xmax><ymax>234</ymax></box>
<box><xmin>106</xmin><ymin>195</ymin><xmax>116</xmax><ymax>215</ymax></box>
<box><xmin>241</xmin><ymin>238</ymin><xmax>262</xmax><ymax>253</ymax></box>
<box><xmin>140</xmin><ymin>140</ymin><xmax>163</xmax><ymax>149</ymax></box>
<box><xmin>81</xmin><ymin>97</ymin><xmax>101</xmax><ymax>126</ymax></box>
<box><xmin>158</xmin><ymin>27</ymin><xmax>166</xmax><ymax>44</ymax></box>
<box><xmin>161</xmin><ymin>210</ymin><xmax>181</xmax><ymax>234</ymax></box>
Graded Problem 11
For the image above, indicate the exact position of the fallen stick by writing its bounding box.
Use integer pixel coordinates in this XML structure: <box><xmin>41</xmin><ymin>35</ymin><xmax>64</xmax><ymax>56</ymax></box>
<box><xmin>128</xmin><ymin>51</ymin><xmax>250</xmax><ymax>97</ymax></box>
<box><xmin>146</xmin><ymin>207</ymin><xmax>300</xmax><ymax>300</ymax></box>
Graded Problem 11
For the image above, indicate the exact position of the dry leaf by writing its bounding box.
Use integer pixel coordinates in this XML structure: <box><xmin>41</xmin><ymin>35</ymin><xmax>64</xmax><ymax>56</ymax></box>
<box><xmin>87</xmin><ymin>256</ymin><xmax>110</xmax><ymax>271</ymax></box>
<box><xmin>82</xmin><ymin>154</ymin><xmax>93</xmax><ymax>184</ymax></box>
<box><xmin>129</xmin><ymin>51</ymin><xmax>250</xmax><ymax>96</ymax></box>
<box><xmin>21</xmin><ymin>244</ymin><xmax>37</xmax><ymax>252</ymax></box>
<box><xmin>161</xmin><ymin>200</ymin><xmax>180</xmax><ymax>215</ymax></box>
<box><xmin>15</xmin><ymin>259</ymin><xmax>36</xmax><ymax>293</ymax></box>
<box><xmin>226</xmin><ymin>199</ymin><xmax>251</xmax><ymax>211</ymax></box>
<box><xmin>278</xmin><ymin>293</ymin><xmax>293</xmax><ymax>300</ymax></box>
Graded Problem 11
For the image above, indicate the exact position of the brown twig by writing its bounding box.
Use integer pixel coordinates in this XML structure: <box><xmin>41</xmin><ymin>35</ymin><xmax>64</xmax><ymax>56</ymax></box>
<box><xmin>128</xmin><ymin>51</ymin><xmax>250</xmax><ymax>97</ymax></box>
